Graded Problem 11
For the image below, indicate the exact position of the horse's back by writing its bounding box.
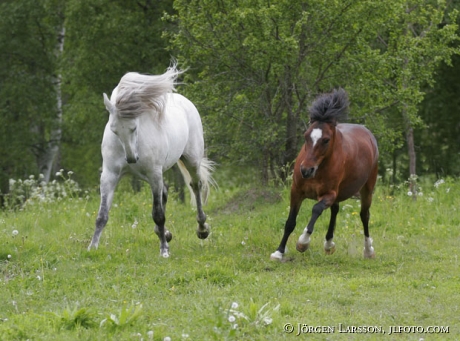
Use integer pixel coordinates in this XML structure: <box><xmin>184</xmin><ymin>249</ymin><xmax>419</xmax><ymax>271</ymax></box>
<box><xmin>338</xmin><ymin>123</ymin><xmax>378</xmax><ymax>165</ymax></box>
<box><xmin>163</xmin><ymin>93</ymin><xmax>205</xmax><ymax>163</ymax></box>
<box><xmin>336</xmin><ymin>124</ymin><xmax>378</xmax><ymax>201</ymax></box>
<box><xmin>165</xmin><ymin>93</ymin><xmax>203</xmax><ymax>130</ymax></box>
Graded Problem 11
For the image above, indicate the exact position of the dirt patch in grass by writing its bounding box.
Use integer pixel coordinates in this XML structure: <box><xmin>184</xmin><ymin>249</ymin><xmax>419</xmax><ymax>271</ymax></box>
<box><xmin>213</xmin><ymin>187</ymin><xmax>283</xmax><ymax>214</ymax></box>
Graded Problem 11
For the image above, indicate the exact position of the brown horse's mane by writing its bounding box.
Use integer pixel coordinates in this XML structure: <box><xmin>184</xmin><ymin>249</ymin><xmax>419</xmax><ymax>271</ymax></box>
<box><xmin>309</xmin><ymin>88</ymin><xmax>349</xmax><ymax>124</ymax></box>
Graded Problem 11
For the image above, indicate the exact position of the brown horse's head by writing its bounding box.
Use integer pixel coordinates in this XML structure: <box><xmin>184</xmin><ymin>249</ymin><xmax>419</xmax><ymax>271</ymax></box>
<box><xmin>299</xmin><ymin>88</ymin><xmax>349</xmax><ymax>179</ymax></box>
<box><xmin>300</xmin><ymin>122</ymin><xmax>336</xmax><ymax>179</ymax></box>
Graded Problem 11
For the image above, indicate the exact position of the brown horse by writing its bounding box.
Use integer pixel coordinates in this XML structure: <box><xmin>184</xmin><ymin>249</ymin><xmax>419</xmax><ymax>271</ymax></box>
<box><xmin>270</xmin><ymin>88</ymin><xmax>379</xmax><ymax>261</ymax></box>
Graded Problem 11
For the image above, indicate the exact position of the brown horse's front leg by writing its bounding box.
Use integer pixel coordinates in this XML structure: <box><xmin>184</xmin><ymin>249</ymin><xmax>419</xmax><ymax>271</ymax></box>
<box><xmin>270</xmin><ymin>206</ymin><xmax>299</xmax><ymax>261</ymax></box>
<box><xmin>296</xmin><ymin>200</ymin><xmax>328</xmax><ymax>252</ymax></box>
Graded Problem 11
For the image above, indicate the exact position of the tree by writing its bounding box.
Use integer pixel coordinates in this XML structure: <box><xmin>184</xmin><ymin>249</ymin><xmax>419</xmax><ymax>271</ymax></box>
<box><xmin>168</xmin><ymin>0</ymin><xmax>459</xmax><ymax>185</ymax></box>
<box><xmin>0</xmin><ymin>0</ymin><xmax>65</xmax><ymax>200</ymax></box>
<box><xmin>377</xmin><ymin>1</ymin><xmax>459</xmax><ymax>196</ymax></box>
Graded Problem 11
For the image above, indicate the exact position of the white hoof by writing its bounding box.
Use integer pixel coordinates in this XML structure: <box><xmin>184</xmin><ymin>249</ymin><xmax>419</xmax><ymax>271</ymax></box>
<box><xmin>161</xmin><ymin>250</ymin><xmax>170</xmax><ymax>258</ymax></box>
<box><xmin>363</xmin><ymin>237</ymin><xmax>375</xmax><ymax>259</ymax></box>
<box><xmin>270</xmin><ymin>250</ymin><xmax>284</xmax><ymax>261</ymax></box>
<box><xmin>363</xmin><ymin>247</ymin><xmax>375</xmax><ymax>259</ymax></box>
<box><xmin>296</xmin><ymin>232</ymin><xmax>311</xmax><ymax>253</ymax></box>
<box><xmin>87</xmin><ymin>242</ymin><xmax>98</xmax><ymax>251</ymax></box>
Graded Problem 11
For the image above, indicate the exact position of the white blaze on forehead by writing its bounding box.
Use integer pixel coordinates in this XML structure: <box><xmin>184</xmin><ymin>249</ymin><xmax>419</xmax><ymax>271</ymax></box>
<box><xmin>310</xmin><ymin>128</ymin><xmax>323</xmax><ymax>146</ymax></box>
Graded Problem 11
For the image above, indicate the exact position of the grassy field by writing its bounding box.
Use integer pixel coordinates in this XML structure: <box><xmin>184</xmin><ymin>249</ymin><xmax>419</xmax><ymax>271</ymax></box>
<box><xmin>1</xmin><ymin>169</ymin><xmax>459</xmax><ymax>340</ymax></box>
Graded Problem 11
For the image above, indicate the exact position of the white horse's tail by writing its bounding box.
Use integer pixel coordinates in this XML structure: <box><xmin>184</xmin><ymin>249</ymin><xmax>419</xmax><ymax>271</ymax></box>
<box><xmin>177</xmin><ymin>158</ymin><xmax>216</xmax><ymax>205</ymax></box>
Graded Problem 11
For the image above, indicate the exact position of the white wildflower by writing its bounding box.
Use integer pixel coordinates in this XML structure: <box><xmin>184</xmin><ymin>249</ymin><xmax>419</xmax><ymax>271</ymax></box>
<box><xmin>434</xmin><ymin>179</ymin><xmax>445</xmax><ymax>188</ymax></box>
<box><xmin>231</xmin><ymin>302</ymin><xmax>239</xmax><ymax>309</ymax></box>
<box><xmin>228</xmin><ymin>315</ymin><xmax>236</xmax><ymax>323</ymax></box>
<box><xmin>263</xmin><ymin>317</ymin><xmax>273</xmax><ymax>325</ymax></box>
<box><xmin>164</xmin><ymin>337</ymin><xmax>171</xmax><ymax>341</ymax></box>
<box><xmin>12</xmin><ymin>230</ymin><xmax>18</xmax><ymax>236</ymax></box>
<box><xmin>407</xmin><ymin>191</ymin><xmax>413</xmax><ymax>196</ymax></box>
<box><xmin>147</xmin><ymin>331</ymin><xmax>154</xmax><ymax>340</ymax></box>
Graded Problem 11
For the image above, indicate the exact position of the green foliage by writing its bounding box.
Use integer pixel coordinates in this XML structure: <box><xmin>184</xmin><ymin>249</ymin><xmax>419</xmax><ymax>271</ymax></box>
<box><xmin>0</xmin><ymin>0</ymin><xmax>64</xmax><ymax>194</ymax></box>
<box><xmin>417</xmin><ymin>53</ymin><xmax>460</xmax><ymax>176</ymax></box>
<box><xmin>49</xmin><ymin>305</ymin><xmax>97</xmax><ymax>330</ymax></box>
<box><xmin>100</xmin><ymin>303</ymin><xmax>143</xmax><ymax>330</ymax></box>
<box><xmin>168</xmin><ymin>0</ymin><xmax>459</xmax><ymax>182</ymax></box>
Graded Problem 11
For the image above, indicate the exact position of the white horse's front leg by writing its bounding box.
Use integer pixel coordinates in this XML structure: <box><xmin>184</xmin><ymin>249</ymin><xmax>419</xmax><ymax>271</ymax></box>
<box><xmin>151</xmin><ymin>181</ymin><xmax>171</xmax><ymax>258</ymax></box>
<box><xmin>88</xmin><ymin>171</ymin><xmax>119</xmax><ymax>251</ymax></box>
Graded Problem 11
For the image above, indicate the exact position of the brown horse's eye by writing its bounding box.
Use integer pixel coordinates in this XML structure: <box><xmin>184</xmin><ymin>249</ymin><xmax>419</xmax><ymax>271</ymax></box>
<box><xmin>322</xmin><ymin>138</ymin><xmax>330</xmax><ymax>145</ymax></box>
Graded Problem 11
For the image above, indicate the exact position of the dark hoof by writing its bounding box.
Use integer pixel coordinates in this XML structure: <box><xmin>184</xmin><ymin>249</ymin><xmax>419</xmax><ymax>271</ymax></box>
<box><xmin>325</xmin><ymin>245</ymin><xmax>336</xmax><ymax>255</ymax></box>
<box><xmin>296</xmin><ymin>241</ymin><xmax>309</xmax><ymax>253</ymax></box>
<box><xmin>196</xmin><ymin>223</ymin><xmax>210</xmax><ymax>239</ymax></box>
<box><xmin>165</xmin><ymin>230</ymin><xmax>172</xmax><ymax>243</ymax></box>
<box><xmin>196</xmin><ymin>230</ymin><xmax>209</xmax><ymax>239</ymax></box>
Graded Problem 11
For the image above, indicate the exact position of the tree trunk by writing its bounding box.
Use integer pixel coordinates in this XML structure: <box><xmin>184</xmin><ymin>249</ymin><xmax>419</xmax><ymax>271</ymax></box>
<box><xmin>36</xmin><ymin>25</ymin><xmax>65</xmax><ymax>182</ymax></box>
<box><xmin>405</xmin><ymin>124</ymin><xmax>417</xmax><ymax>201</ymax></box>
<box><xmin>281</xmin><ymin>69</ymin><xmax>298</xmax><ymax>183</ymax></box>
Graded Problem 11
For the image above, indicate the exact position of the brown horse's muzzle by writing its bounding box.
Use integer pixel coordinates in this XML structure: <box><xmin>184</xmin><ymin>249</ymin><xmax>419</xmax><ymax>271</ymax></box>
<box><xmin>300</xmin><ymin>165</ymin><xmax>317</xmax><ymax>179</ymax></box>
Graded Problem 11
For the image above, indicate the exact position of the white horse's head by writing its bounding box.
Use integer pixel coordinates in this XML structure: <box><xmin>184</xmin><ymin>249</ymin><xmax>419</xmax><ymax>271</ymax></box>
<box><xmin>103</xmin><ymin>93</ymin><xmax>139</xmax><ymax>164</ymax></box>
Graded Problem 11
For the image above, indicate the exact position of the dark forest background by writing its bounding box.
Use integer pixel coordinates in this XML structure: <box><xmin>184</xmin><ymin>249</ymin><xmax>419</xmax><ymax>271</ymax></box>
<box><xmin>1</xmin><ymin>0</ymin><xmax>460</xmax><ymax>200</ymax></box>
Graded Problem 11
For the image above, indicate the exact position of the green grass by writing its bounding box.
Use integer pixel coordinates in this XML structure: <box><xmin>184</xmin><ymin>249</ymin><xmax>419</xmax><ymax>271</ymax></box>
<box><xmin>1</xmin><ymin>173</ymin><xmax>459</xmax><ymax>340</ymax></box>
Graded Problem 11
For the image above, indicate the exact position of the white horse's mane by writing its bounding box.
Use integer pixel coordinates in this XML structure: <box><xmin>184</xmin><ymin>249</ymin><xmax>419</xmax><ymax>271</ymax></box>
<box><xmin>115</xmin><ymin>65</ymin><xmax>183</xmax><ymax>118</ymax></box>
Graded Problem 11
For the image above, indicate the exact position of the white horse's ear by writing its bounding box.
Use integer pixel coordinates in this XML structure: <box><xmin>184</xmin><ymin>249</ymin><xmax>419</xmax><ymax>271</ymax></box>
<box><xmin>103</xmin><ymin>93</ymin><xmax>115</xmax><ymax>113</ymax></box>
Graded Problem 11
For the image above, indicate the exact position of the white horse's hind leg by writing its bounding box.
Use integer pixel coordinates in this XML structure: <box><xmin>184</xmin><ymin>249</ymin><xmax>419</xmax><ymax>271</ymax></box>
<box><xmin>191</xmin><ymin>180</ymin><xmax>210</xmax><ymax>239</ymax></box>
<box><xmin>180</xmin><ymin>158</ymin><xmax>211</xmax><ymax>239</ymax></box>
<box><xmin>88</xmin><ymin>171</ymin><xmax>119</xmax><ymax>250</ymax></box>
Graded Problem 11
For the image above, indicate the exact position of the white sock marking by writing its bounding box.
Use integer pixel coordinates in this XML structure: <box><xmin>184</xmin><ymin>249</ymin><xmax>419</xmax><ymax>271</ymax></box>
<box><xmin>298</xmin><ymin>230</ymin><xmax>311</xmax><ymax>245</ymax></box>
<box><xmin>270</xmin><ymin>250</ymin><xmax>284</xmax><ymax>260</ymax></box>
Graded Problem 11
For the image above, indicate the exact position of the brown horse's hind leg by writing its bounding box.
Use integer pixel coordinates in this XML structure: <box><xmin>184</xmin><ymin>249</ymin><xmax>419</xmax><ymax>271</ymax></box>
<box><xmin>360</xmin><ymin>167</ymin><xmax>378</xmax><ymax>259</ymax></box>
<box><xmin>324</xmin><ymin>203</ymin><xmax>339</xmax><ymax>255</ymax></box>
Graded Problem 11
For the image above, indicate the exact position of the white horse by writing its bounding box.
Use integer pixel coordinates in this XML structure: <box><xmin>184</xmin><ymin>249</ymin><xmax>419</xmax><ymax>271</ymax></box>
<box><xmin>88</xmin><ymin>65</ymin><xmax>215</xmax><ymax>258</ymax></box>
